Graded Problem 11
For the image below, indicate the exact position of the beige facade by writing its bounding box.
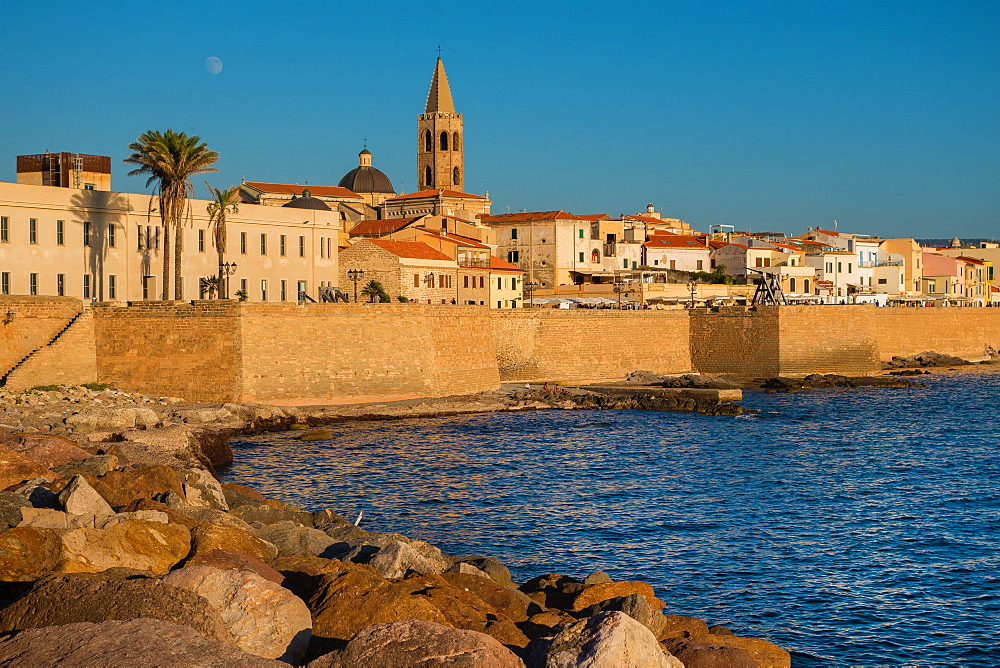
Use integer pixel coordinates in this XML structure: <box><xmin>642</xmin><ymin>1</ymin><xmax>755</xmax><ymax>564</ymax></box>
<box><xmin>382</xmin><ymin>189</ymin><xmax>491</xmax><ymax>221</ymax></box>
<box><xmin>0</xmin><ymin>181</ymin><xmax>339</xmax><ymax>303</ymax></box>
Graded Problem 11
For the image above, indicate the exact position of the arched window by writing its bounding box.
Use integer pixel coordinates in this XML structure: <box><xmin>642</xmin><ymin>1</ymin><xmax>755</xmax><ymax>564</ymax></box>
<box><xmin>452</xmin><ymin>132</ymin><xmax>460</xmax><ymax>151</ymax></box>
<box><xmin>424</xmin><ymin>165</ymin><xmax>433</xmax><ymax>187</ymax></box>
<box><xmin>591</xmin><ymin>249</ymin><xmax>600</xmax><ymax>263</ymax></box>
<box><xmin>453</xmin><ymin>167</ymin><xmax>460</xmax><ymax>185</ymax></box>
<box><xmin>440</xmin><ymin>132</ymin><xmax>449</xmax><ymax>151</ymax></box>
<box><xmin>789</xmin><ymin>277</ymin><xmax>797</xmax><ymax>293</ymax></box>
<box><xmin>424</xmin><ymin>130</ymin><xmax>432</xmax><ymax>152</ymax></box>
<box><xmin>804</xmin><ymin>278</ymin><xmax>811</xmax><ymax>294</ymax></box>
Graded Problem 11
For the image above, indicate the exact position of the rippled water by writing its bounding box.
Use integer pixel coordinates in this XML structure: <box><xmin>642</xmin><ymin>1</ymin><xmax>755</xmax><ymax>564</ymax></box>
<box><xmin>223</xmin><ymin>373</ymin><xmax>1000</xmax><ymax>666</ymax></box>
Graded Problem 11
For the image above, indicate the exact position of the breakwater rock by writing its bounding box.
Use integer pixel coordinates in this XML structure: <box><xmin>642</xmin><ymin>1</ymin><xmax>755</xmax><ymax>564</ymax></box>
<box><xmin>0</xmin><ymin>417</ymin><xmax>791</xmax><ymax>666</ymax></box>
<box><xmin>761</xmin><ymin>374</ymin><xmax>921</xmax><ymax>393</ymax></box>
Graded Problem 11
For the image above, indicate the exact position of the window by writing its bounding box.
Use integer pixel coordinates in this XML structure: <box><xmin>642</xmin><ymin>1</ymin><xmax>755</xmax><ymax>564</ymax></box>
<box><xmin>804</xmin><ymin>279</ymin><xmax>810</xmax><ymax>293</ymax></box>
<box><xmin>240</xmin><ymin>232</ymin><xmax>247</xmax><ymax>254</ymax></box>
<box><xmin>29</xmin><ymin>219</ymin><xmax>37</xmax><ymax>244</ymax></box>
<box><xmin>670</xmin><ymin>260</ymin><xmax>676</xmax><ymax>270</ymax></box>
<box><xmin>848</xmin><ymin>263</ymin><xmax>852</xmax><ymax>273</ymax></box>
<box><xmin>319</xmin><ymin>237</ymin><xmax>325</xmax><ymax>259</ymax></box>
<box><xmin>453</xmin><ymin>167</ymin><xmax>460</xmax><ymax>185</ymax></box>
<box><xmin>198</xmin><ymin>229</ymin><xmax>205</xmax><ymax>252</ymax></box>
<box><xmin>512</xmin><ymin>278</ymin><xmax>517</xmax><ymax>290</ymax></box>
<box><xmin>498</xmin><ymin>301</ymin><xmax>502</xmax><ymax>308</ymax></box>
<box><xmin>29</xmin><ymin>273</ymin><xmax>38</xmax><ymax>295</ymax></box>
<box><xmin>240</xmin><ymin>278</ymin><xmax>247</xmax><ymax>295</ymax></box>
<box><xmin>826</xmin><ymin>262</ymin><xmax>833</xmax><ymax>273</ymax></box>
<box><xmin>261</xmin><ymin>279</ymin><xmax>267</xmax><ymax>301</ymax></box>
<box><xmin>327</xmin><ymin>238</ymin><xmax>332</xmax><ymax>258</ymax></box>
<box><xmin>497</xmin><ymin>277</ymin><xmax>502</xmax><ymax>289</ymax></box>
<box><xmin>755</xmin><ymin>257</ymin><xmax>763</xmax><ymax>268</ymax></box>
<box><xmin>878</xmin><ymin>278</ymin><xmax>888</xmax><ymax>285</ymax></box>
<box><xmin>57</xmin><ymin>274</ymin><xmax>64</xmax><ymax>296</ymax></box>
<box><xmin>624</xmin><ymin>259</ymin><xmax>629</xmax><ymax>269</ymax></box>
<box><xmin>464</xmin><ymin>276</ymin><xmax>469</xmax><ymax>288</ymax></box>
<box><xmin>440</xmin><ymin>132</ymin><xmax>449</xmax><ymax>151</ymax></box>
<box><xmin>299</xmin><ymin>236</ymin><xmax>305</xmax><ymax>257</ymax></box>
<box><xmin>280</xmin><ymin>235</ymin><xmax>286</xmax><ymax>256</ymax></box>
<box><xmin>1</xmin><ymin>273</ymin><xmax>8</xmax><ymax>294</ymax></box>
<box><xmin>479</xmin><ymin>276</ymin><xmax>484</xmax><ymax>288</ymax></box>
<box><xmin>579</xmin><ymin>229</ymin><xmax>584</xmax><ymax>239</ymax></box>
<box><xmin>507</xmin><ymin>250</ymin><xmax>519</xmax><ymax>263</ymax></box>
<box><xmin>452</xmin><ymin>132</ymin><xmax>460</xmax><ymax>151</ymax></box>
<box><xmin>0</xmin><ymin>217</ymin><xmax>7</xmax><ymax>242</ymax></box>
<box><xmin>697</xmin><ymin>260</ymin><xmax>703</xmax><ymax>270</ymax></box>
<box><xmin>154</xmin><ymin>226</ymin><xmax>159</xmax><ymax>249</ymax></box>
<box><xmin>711</xmin><ymin>259</ymin><xmax>716</xmax><ymax>269</ymax></box>
<box><xmin>414</xmin><ymin>274</ymin><xmax>420</xmax><ymax>287</ymax></box>
<box><xmin>425</xmin><ymin>165</ymin><xmax>433</xmax><ymax>187</ymax></box>
<box><xmin>280</xmin><ymin>280</ymin><xmax>287</xmax><ymax>301</ymax></box>
<box><xmin>137</xmin><ymin>226</ymin><xmax>144</xmax><ymax>250</ymax></box>
<box><xmin>837</xmin><ymin>262</ymin><xmax>842</xmax><ymax>272</ymax></box>
<box><xmin>83</xmin><ymin>184</ymin><xmax>95</xmax><ymax>191</ymax></box>
<box><xmin>83</xmin><ymin>222</ymin><xmax>91</xmax><ymax>247</ymax></box>
<box><xmin>260</xmin><ymin>234</ymin><xmax>267</xmax><ymax>255</ymax></box>
<box><xmin>108</xmin><ymin>275</ymin><xmax>117</xmax><ymax>299</ymax></box>
<box><xmin>108</xmin><ymin>223</ymin><xmax>116</xmax><ymax>248</ymax></box>
<box><xmin>579</xmin><ymin>251</ymin><xmax>585</xmax><ymax>262</ymax></box>
<box><xmin>297</xmin><ymin>281</ymin><xmax>307</xmax><ymax>299</ymax></box>
<box><xmin>424</xmin><ymin>130</ymin><xmax>433</xmax><ymax>152</ymax></box>
<box><xmin>789</xmin><ymin>277</ymin><xmax>796</xmax><ymax>293</ymax></box>
<box><xmin>511</xmin><ymin>229</ymin><xmax>517</xmax><ymax>240</ymax></box>
<box><xmin>83</xmin><ymin>274</ymin><xmax>91</xmax><ymax>299</ymax></box>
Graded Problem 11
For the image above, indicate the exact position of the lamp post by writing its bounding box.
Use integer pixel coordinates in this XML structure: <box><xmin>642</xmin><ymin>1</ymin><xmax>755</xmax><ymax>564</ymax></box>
<box><xmin>218</xmin><ymin>262</ymin><xmax>237</xmax><ymax>299</ymax></box>
<box><xmin>524</xmin><ymin>282</ymin><xmax>538</xmax><ymax>308</ymax></box>
<box><xmin>688</xmin><ymin>277</ymin><xmax>698</xmax><ymax>309</ymax></box>
<box><xmin>347</xmin><ymin>269</ymin><xmax>365</xmax><ymax>303</ymax></box>
<box><xmin>613</xmin><ymin>276</ymin><xmax>633</xmax><ymax>309</ymax></box>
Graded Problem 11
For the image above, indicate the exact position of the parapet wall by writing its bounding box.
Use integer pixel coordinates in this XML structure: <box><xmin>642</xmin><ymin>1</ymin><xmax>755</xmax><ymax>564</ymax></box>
<box><xmin>491</xmin><ymin>310</ymin><xmax>693</xmax><ymax>382</ymax></box>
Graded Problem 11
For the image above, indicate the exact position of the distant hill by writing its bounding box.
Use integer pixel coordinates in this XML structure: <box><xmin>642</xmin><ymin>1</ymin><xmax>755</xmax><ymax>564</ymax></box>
<box><xmin>917</xmin><ymin>238</ymin><xmax>999</xmax><ymax>248</ymax></box>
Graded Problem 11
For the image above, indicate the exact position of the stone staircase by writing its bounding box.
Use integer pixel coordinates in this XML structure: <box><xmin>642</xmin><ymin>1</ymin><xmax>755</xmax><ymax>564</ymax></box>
<box><xmin>2</xmin><ymin>308</ymin><xmax>97</xmax><ymax>390</ymax></box>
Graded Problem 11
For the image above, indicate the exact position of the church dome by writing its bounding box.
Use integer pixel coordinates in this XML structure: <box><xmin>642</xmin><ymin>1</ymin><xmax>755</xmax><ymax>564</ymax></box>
<box><xmin>282</xmin><ymin>188</ymin><xmax>331</xmax><ymax>210</ymax></box>
<box><xmin>339</xmin><ymin>148</ymin><xmax>395</xmax><ymax>194</ymax></box>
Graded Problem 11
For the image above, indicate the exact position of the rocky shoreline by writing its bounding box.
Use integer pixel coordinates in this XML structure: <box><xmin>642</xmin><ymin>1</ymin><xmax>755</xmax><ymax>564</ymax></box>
<box><xmin>0</xmin><ymin>384</ymin><xmax>789</xmax><ymax>667</ymax></box>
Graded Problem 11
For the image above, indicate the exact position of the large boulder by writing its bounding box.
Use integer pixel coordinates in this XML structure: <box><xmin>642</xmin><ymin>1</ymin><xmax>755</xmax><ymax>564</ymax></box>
<box><xmin>545</xmin><ymin>611</ymin><xmax>680</xmax><ymax>668</ymax></box>
<box><xmin>51</xmin><ymin>453</ymin><xmax>119</xmax><ymax>477</ymax></box>
<box><xmin>186</xmin><ymin>549</ymin><xmax>285</xmax><ymax>585</ymax></box>
<box><xmin>661</xmin><ymin>637</ymin><xmax>758</xmax><ymax>668</ymax></box>
<box><xmin>579</xmin><ymin>593</ymin><xmax>655</xmax><ymax>630</ymax></box>
<box><xmin>338</xmin><ymin>532</ymin><xmax>451</xmax><ymax>572</ymax></box>
<box><xmin>0</xmin><ymin>574</ymin><xmax>233</xmax><ymax>643</ymax></box>
<box><xmin>182</xmin><ymin>468</ymin><xmax>229</xmax><ymax>510</ymax></box>
<box><xmin>59</xmin><ymin>519</ymin><xmax>190</xmax><ymax>575</ymax></box>
<box><xmin>58</xmin><ymin>474</ymin><xmax>114</xmax><ymax>517</ymax></box>
<box><xmin>440</xmin><ymin>572</ymin><xmax>538</xmax><ymax>623</ymax></box>
<box><xmin>89</xmin><ymin>464</ymin><xmax>186</xmax><ymax>507</ymax></box>
<box><xmin>0</xmin><ymin>445</ymin><xmax>50</xmax><ymax>490</ymax></box>
<box><xmin>704</xmin><ymin>633</ymin><xmax>791</xmax><ymax>668</ymax></box>
<box><xmin>230</xmin><ymin>503</ymin><xmax>314</xmax><ymax>527</ymax></box>
<box><xmin>163</xmin><ymin>565</ymin><xmax>312</xmax><ymax>663</ymax></box>
<box><xmin>0</xmin><ymin>527</ymin><xmax>62</xmax><ymax>580</ymax></box>
<box><xmin>190</xmin><ymin>523</ymin><xmax>278</xmax><ymax>562</ymax></box>
<box><xmin>0</xmin><ymin>491</ymin><xmax>32</xmax><ymax>531</ymax></box>
<box><xmin>309</xmin><ymin>619</ymin><xmax>524</xmax><ymax>668</ymax></box>
<box><xmin>254</xmin><ymin>521</ymin><xmax>337</xmax><ymax>558</ymax></box>
<box><xmin>0</xmin><ymin>619</ymin><xmax>283</xmax><ymax>667</ymax></box>
<box><xmin>0</xmin><ymin>433</ymin><xmax>90</xmax><ymax>469</ymax></box>
<box><xmin>657</xmin><ymin>614</ymin><xmax>712</xmax><ymax>641</ymax></box>
<box><xmin>567</xmin><ymin>580</ymin><xmax>666</xmax><ymax>613</ymax></box>
<box><xmin>455</xmin><ymin>556</ymin><xmax>514</xmax><ymax>587</ymax></box>
<box><xmin>365</xmin><ymin>540</ymin><xmax>438</xmax><ymax>579</ymax></box>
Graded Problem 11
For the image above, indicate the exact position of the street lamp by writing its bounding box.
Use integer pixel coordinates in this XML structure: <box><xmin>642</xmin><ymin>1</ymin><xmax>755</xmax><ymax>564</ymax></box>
<box><xmin>688</xmin><ymin>277</ymin><xmax>698</xmax><ymax>309</ymax></box>
<box><xmin>218</xmin><ymin>262</ymin><xmax>237</xmax><ymax>299</ymax></box>
<box><xmin>524</xmin><ymin>282</ymin><xmax>538</xmax><ymax>307</ymax></box>
<box><xmin>347</xmin><ymin>269</ymin><xmax>365</xmax><ymax>303</ymax></box>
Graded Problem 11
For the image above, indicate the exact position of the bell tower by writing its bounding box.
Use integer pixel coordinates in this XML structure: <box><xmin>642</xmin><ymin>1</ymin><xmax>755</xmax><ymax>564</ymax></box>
<box><xmin>417</xmin><ymin>57</ymin><xmax>464</xmax><ymax>191</ymax></box>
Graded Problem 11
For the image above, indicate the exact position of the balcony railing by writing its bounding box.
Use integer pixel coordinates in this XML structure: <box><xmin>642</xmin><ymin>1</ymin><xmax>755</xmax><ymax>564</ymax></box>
<box><xmin>458</xmin><ymin>257</ymin><xmax>490</xmax><ymax>268</ymax></box>
<box><xmin>859</xmin><ymin>260</ymin><xmax>903</xmax><ymax>267</ymax></box>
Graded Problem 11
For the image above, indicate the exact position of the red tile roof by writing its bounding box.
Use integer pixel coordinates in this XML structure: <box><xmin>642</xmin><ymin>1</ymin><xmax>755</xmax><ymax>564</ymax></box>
<box><xmin>481</xmin><ymin>210</ymin><xmax>581</xmax><ymax>223</ymax></box>
<box><xmin>413</xmin><ymin>227</ymin><xmax>490</xmax><ymax>249</ymax></box>
<box><xmin>576</xmin><ymin>214</ymin><xmax>611</xmax><ymax>222</ymax></box>
<box><xmin>367</xmin><ymin>239</ymin><xmax>454</xmax><ymax>262</ymax></box>
<box><xmin>490</xmin><ymin>256</ymin><xmax>524</xmax><ymax>272</ymax></box>
<box><xmin>813</xmin><ymin>228</ymin><xmax>839</xmax><ymax>236</ymax></box>
<box><xmin>242</xmin><ymin>181</ymin><xmax>360</xmax><ymax>199</ymax></box>
<box><xmin>626</xmin><ymin>214</ymin><xmax>685</xmax><ymax>226</ymax></box>
<box><xmin>707</xmin><ymin>240</ymin><xmax>727</xmax><ymax>249</ymax></box>
<box><xmin>385</xmin><ymin>189</ymin><xmax>487</xmax><ymax>201</ymax></box>
<box><xmin>348</xmin><ymin>217</ymin><xmax>423</xmax><ymax>236</ymax></box>
<box><xmin>956</xmin><ymin>256</ymin><xmax>986</xmax><ymax>265</ymax></box>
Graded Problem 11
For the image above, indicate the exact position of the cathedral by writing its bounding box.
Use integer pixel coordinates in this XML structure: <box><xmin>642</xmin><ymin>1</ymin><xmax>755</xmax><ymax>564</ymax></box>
<box><xmin>242</xmin><ymin>57</ymin><xmax>490</xmax><ymax>221</ymax></box>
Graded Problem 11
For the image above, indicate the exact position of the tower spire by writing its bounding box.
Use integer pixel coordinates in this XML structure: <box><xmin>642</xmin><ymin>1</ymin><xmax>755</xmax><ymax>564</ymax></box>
<box><xmin>425</xmin><ymin>57</ymin><xmax>456</xmax><ymax>114</ymax></box>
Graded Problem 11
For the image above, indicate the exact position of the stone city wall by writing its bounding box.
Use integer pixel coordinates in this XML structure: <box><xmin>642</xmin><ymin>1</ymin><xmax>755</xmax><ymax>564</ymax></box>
<box><xmin>689</xmin><ymin>306</ymin><xmax>780</xmax><ymax>378</ymax></box>
<box><xmin>0</xmin><ymin>297</ymin><xmax>86</xmax><ymax>378</ymax></box>
<box><xmin>491</xmin><ymin>309</ymin><xmax>693</xmax><ymax>381</ymax></box>
<box><xmin>872</xmin><ymin>307</ymin><xmax>1000</xmax><ymax>360</ymax></box>
<box><xmin>776</xmin><ymin>305</ymin><xmax>880</xmax><ymax>376</ymax></box>
<box><xmin>237</xmin><ymin>303</ymin><xmax>500</xmax><ymax>402</ymax></box>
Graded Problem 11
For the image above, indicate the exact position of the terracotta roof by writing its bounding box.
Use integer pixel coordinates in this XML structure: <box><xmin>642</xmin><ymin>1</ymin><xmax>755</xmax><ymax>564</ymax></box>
<box><xmin>385</xmin><ymin>189</ymin><xmax>486</xmax><ymax>201</ymax></box>
<box><xmin>643</xmin><ymin>237</ymin><xmax>708</xmax><ymax>249</ymax></box>
<box><xmin>490</xmin><ymin>256</ymin><xmax>524</xmax><ymax>272</ymax></box>
<box><xmin>813</xmin><ymin>228</ymin><xmax>839</xmax><ymax>236</ymax></box>
<box><xmin>367</xmin><ymin>239</ymin><xmax>454</xmax><ymax>262</ymax></box>
<box><xmin>348</xmin><ymin>217</ymin><xmax>423</xmax><ymax>236</ymax></box>
<box><xmin>242</xmin><ymin>181</ymin><xmax>360</xmax><ymax>199</ymax></box>
<box><xmin>481</xmin><ymin>210</ymin><xmax>580</xmax><ymax>223</ymax></box>
<box><xmin>707</xmin><ymin>240</ymin><xmax>727</xmax><ymax>249</ymax></box>
<box><xmin>626</xmin><ymin>215</ymin><xmax>672</xmax><ymax>225</ymax></box>
<box><xmin>770</xmin><ymin>242</ymin><xmax>805</xmax><ymax>252</ymax></box>
<box><xmin>956</xmin><ymin>256</ymin><xmax>986</xmax><ymax>265</ymax></box>
<box><xmin>413</xmin><ymin>228</ymin><xmax>490</xmax><ymax>249</ymax></box>
<box><xmin>721</xmin><ymin>242</ymin><xmax>750</xmax><ymax>250</ymax></box>
<box><xmin>576</xmin><ymin>214</ymin><xmax>611</xmax><ymax>222</ymax></box>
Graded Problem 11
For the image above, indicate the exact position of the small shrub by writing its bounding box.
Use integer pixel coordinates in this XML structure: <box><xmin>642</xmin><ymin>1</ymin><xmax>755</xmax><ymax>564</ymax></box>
<box><xmin>81</xmin><ymin>382</ymin><xmax>110</xmax><ymax>391</ymax></box>
<box><xmin>31</xmin><ymin>385</ymin><xmax>60</xmax><ymax>392</ymax></box>
<box><xmin>397</xmin><ymin>296</ymin><xmax>409</xmax><ymax>303</ymax></box>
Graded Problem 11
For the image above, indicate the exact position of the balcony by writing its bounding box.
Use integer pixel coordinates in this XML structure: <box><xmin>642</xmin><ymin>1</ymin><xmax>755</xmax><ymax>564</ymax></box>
<box><xmin>458</xmin><ymin>257</ymin><xmax>490</xmax><ymax>268</ymax></box>
<box><xmin>603</xmin><ymin>243</ymin><xmax>617</xmax><ymax>257</ymax></box>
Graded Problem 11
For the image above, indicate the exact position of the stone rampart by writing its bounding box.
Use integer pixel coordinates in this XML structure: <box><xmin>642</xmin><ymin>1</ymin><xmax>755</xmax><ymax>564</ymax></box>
<box><xmin>5</xmin><ymin>309</ymin><xmax>96</xmax><ymax>390</ymax></box>
<box><xmin>491</xmin><ymin>310</ymin><xmax>693</xmax><ymax>381</ymax></box>
<box><xmin>0</xmin><ymin>297</ymin><xmax>84</xmax><ymax>377</ymax></box>
<box><xmin>872</xmin><ymin>308</ymin><xmax>1000</xmax><ymax>360</ymax></box>
<box><xmin>690</xmin><ymin>307</ymin><xmax>780</xmax><ymax>377</ymax></box>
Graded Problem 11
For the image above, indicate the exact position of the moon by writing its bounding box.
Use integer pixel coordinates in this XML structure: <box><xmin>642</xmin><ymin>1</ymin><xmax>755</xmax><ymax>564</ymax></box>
<box><xmin>205</xmin><ymin>57</ymin><xmax>223</xmax><ymax>75</ymax></box>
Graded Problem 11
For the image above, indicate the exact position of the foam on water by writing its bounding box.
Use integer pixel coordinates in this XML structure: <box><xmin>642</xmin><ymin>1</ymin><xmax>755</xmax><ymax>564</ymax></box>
<box><xmin>223</xmin><ymin>372</ymin><xmax>1000</xmax><ymax>666</ymax></box>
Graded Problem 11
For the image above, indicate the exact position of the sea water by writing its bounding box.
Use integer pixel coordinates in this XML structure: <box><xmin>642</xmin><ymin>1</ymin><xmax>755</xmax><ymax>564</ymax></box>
<box><xmin>223</xmin><ymin>373</ymin><xmax>1000</xmax><ymax>666</ymax></box>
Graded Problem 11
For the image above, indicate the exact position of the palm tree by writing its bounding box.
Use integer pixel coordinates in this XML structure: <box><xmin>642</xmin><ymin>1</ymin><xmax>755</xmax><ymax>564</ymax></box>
<box><xmin>205</xmin><ymin>183</ymin><xmax>240</xmax><ymax>298</ymax></box>
<box><xmin>124</xmin><ymin>130</ymin><xmax>219</xmax><ymax>300</ymax></box>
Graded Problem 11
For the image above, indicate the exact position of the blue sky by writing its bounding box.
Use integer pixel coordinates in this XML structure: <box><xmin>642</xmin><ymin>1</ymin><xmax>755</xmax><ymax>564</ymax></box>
<box><xmin>1</xmin><ymin>0</ymin><xmax>997</xmax><ymax>238</ymax></box>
